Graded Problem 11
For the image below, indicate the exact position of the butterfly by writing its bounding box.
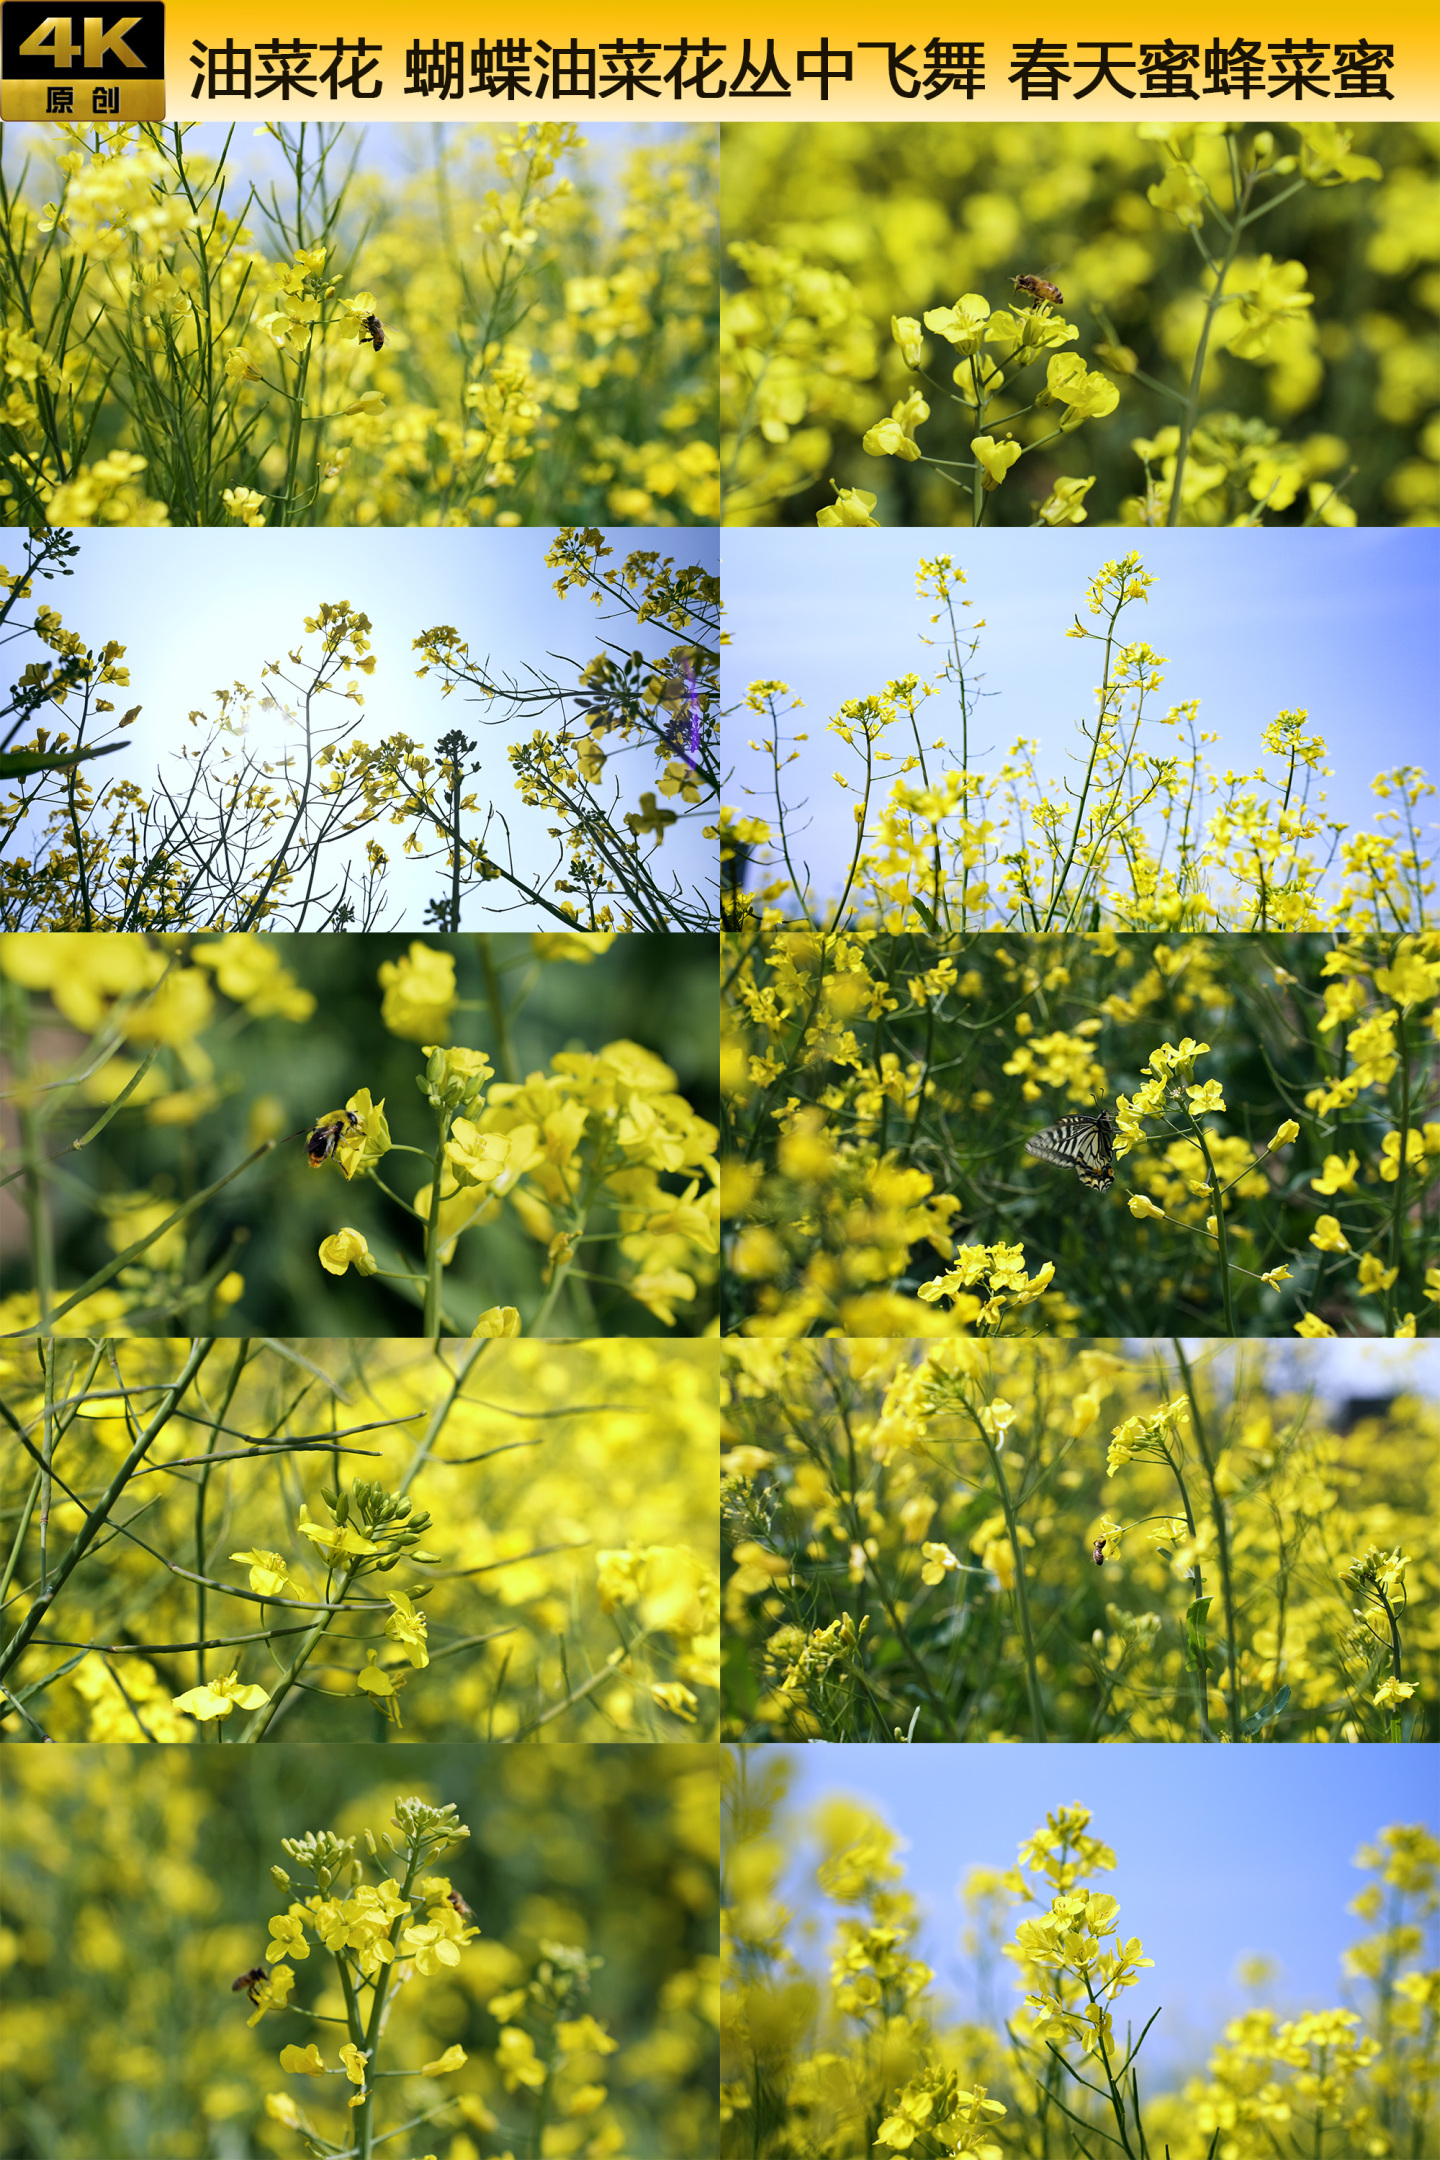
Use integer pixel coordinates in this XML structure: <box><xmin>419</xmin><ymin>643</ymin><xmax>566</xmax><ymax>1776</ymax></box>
<box><xmin>1024</xmin><ymin>1109</ymin><xmax>1115</xmax><ymax>1191</ymax></box>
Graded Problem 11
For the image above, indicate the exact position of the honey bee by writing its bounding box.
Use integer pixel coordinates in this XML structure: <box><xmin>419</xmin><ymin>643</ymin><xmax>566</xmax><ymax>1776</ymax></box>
<box><xmin>1013</xmin><ymin>271</ymin><xmax>1064</xmax><ymax>309</ymax></box>
<box><xmin>305</xmin><ymin>1108</ymin><xmax>361</xmax><ymax>1168</ymax></box>
<box><xmin>448</xmin><ymin>1890</ymin><xmax>474</xmax><ymax>1920</ymax></box>
<box><xmin>231</xmin><ymin>1965</ymin><xmax>269</xmax><ymax>2001</ymax></box>
<box><xmin>1092</xmin><ymin>1539</ymin><xmax>1106</xmax><ymax>1567</ymax></box>
<box><xmin>359</xmin><ymin>313</ymin><xmax>385</xmax><ymax>351</ymax></box>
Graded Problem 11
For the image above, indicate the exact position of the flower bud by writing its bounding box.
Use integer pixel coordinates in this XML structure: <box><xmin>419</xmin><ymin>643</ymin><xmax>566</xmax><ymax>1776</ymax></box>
<box><xmin>420</xmin><ymin>1044</ymin><xmax>496</xmax><ymax>1112</ymax></box>
<box><xmin>271</xmin><ymin>1866</ymin><xmax>292</xmax><ymax>1891</ymax></box>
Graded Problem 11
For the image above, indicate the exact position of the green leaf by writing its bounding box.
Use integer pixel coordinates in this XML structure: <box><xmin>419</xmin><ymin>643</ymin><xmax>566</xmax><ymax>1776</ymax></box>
<box><xmin>0</xmin><ymin>740</ymin><xmax>125</xmax><ymax>778</ymax></box>
<box><xmin>1240</xmin><ymin>1684</ymin><xmax>1291</xmax><ymax>1737</ymax></box>
<box><xmin>13</xmin><ymin>1647</ymin><xmax>89</xmax><ymax>1700</ymax></box>
<box><xmin>1184</xmin><ymin>1594</ymin><xmax>1212</xmax><ymax>1672</ymax></box>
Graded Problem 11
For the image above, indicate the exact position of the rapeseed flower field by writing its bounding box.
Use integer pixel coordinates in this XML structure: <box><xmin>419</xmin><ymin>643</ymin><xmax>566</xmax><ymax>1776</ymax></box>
<box><xmin>1</xmin><ymin>1332</ymin><xmax>718</xmax><ymax>1742</ymax></box>
<box><xmin>722</xmin><ymin>1340</ymin><xmax>1436</xmax><ymax>1740</ymax></box>
<box><xmin>2</xmin><ymin>121</ymin><xmax>717</xmax><ymax>528</ymax></box>
<box><xmin>723</xmin><ymin>1754</ymin><xmax>1439</xmax><ymax>2157</ymax></box>
<box><xmin>722</xmin><ymin>931</ymin><xmax>1437</xmax><ymax>1337</ymax></box>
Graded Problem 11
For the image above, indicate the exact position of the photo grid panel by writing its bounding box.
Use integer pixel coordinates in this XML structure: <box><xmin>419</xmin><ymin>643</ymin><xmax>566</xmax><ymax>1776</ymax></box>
<box><xmin>2</xmin><ymin>89</ymin><xmax>1437</xmax><ymax>2160</ymax></box>
<box><xmin>715</xmin><ymin>103</ymin><xmax>1438</xmax><ymax>2158</ymax></box>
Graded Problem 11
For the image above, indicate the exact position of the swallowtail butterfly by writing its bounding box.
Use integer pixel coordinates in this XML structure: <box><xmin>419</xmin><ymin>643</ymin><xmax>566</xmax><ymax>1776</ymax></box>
<box><xmin>1024</xmin><ymin>1109</ymin><xmax>1114</xmax><ymax>1191</ymax></box>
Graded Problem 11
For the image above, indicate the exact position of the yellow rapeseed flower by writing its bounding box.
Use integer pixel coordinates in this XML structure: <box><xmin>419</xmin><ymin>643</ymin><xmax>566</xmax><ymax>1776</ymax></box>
<box><xmin>378</xmin><ymin>942</ymin><xmax>456</xmax><ymax>1042</ymax></box>
<box><xmin>172</xmin><ymin>1671</ymin><xmax>270</xmax><ymax>1721</ymax></box>
<box><xmin>318</xmin><ymin>1228</ymin><xmax>376</xmax><ymax>1276</ymax></box>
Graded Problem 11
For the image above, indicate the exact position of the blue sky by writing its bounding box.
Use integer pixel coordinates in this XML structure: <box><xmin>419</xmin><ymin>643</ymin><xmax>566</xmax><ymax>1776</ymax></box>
<box><xmin>1264</xmin><ymin>1338</ymin><xmax>1440</xmax><ymax>1399</ymax></box>
<box><xmin>760</xmin><ymin>1743</ymin><xmax>1440</xmax><ymax>2081</ymax></box>
<box><xmin>3</xmin><ymin>524</ymin><xmax>716</xmax><ymax>924</ymax></box>
<box><xmin>0</xmin><ymin>121</ymin><xmax>709</xmax><ymax>226</ymax></box>
<box><xmin>720</xmin><ymin>527</ymin><xmax>1438</xmax><ymax>905</ymax></box>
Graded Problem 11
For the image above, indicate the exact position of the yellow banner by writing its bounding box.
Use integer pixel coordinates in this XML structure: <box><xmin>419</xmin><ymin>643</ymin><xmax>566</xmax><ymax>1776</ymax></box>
<box><xmin>2</xmin><ymin>0</ymin><xmax>1435</xmax><ymax>116</ymax></box>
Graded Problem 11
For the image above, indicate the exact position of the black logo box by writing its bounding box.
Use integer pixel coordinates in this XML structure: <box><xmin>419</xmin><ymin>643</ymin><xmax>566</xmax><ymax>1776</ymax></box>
<box><xmin>2</xmin><ymin>2</ymin><xmax>164</xmax><ymax>78</ymax></box>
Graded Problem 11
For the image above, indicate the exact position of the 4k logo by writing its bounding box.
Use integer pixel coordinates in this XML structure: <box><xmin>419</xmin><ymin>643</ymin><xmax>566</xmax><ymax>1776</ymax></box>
<box><xmin>1</xmin><ymin>1</ymin><xmax>165</xmax><ymax>117</ymax></box>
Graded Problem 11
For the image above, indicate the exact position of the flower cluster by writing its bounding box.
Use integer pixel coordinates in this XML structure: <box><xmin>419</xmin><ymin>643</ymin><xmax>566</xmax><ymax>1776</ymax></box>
<box><xmin>720</xmin><ymin>120</ymin><xmax>1429</xmax><ymax>527</ymax></box>
<box><xmin>241</xmin><ymin>1798</ymin><xmax>477</xmax><ymax>2154</ymax></box>
<box><xmin>1</xmin><ymin>1743</ymin><xmax>718</xmax><ymax>2159</ymax></box>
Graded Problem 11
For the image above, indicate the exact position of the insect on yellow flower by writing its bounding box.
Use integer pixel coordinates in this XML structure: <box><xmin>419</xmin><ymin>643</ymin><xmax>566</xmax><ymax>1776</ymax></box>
<box><xmin>1013</xmin><ymin>269</ymin><xmax>1064</xmax><ymax>307</ymax></box>
<box><xmin>306</xmin><ymin>1108</ymin><xmax>361</xmax><ymax>1167</ymax></box>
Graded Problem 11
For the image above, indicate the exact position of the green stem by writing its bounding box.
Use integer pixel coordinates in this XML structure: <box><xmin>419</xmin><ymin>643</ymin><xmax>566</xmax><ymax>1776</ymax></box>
<box><xmin>527</xmin><ymin>1150</ymin><xmax>610</xmax><ymax>1336</ymax></box>
<box><xmin>527</xmin><ymin>2040</ymin><xmax>559</xmax><ymax>2160</ymax></box>
<box><xmin>422</xmin><ymin>1109</ymin><xmax>454</xmax><ymax>1338</ymax></box>
<box><xmin>1158</xmin><ymin>1439</ymin><xmax>1213</xmax><ymax>1741</ymax></box>
<box><xmin>1167</xmin><ymin>158</ymin><xmax>1251</xmax><ymax>525</ymax></box>
<box><xmin>1376</xmin><ymin>1586</ymin><xmax>1406</xmax><ymax>1742</ymax></box>
<box><xmin>0</xmin><ymin>1474</ymin><xmax>41</xmax><ymax>1616</ymax></box>
<box><xmin>862</xmin><ymin>1562</ymin><xmax>960</xmax><ymax>1741</ymax></box>
<box><xmin>477</xmin><ymin>934</ymin><xmax>519</xmax><ymax>1082</ymax></box>
<box><xmin>3</xmin><ymin>1138</ymin><xmax>287</xmax><ymax>1336</ymax></box>
<box><xmin>981</xmin><ymin>1428</ymin><xmax>1046</xmax><ymax>1742</ymax></box>
<box><xmin>398</xmin><ymin>1340</ymin><xmax>489</xmax><ymax>1498</ymax></box>
<box><xmin>0</xmin><ymin>1339</ymin><xmax>217</xmax><ymax>1685</ymax></box>
<box><xmin>195</xmin><ymin>1341</ymin><xmax>251</xmax><ymax>1687</ymax></box>
<box><xmin>1039</xmin><ymin>584</ymin><xmax>1127</xmax><ymax>930</ymax></box>
<box><xmin>1172</xmin><ymin>1339</ymin><xmax>1241</xmax><ymax>1742</ymax></box>
<box><xmin>351</xmin><ymin>1845</ymin><xmax>424</xmax><ymax>2160</ymax></box>
<box><xmin>1189</xmin><ymin>1113</ymin><xmax>1237</xmax><ymax>1333</ymax></box>
<box><xmin>1082</xmin><ymin>1972</ymin><xmax>1144</xmax><ymax>2160</ymax></box>
<box><xmin>8</xmin><ymin>989</ymin><xmax>55</xmax><ymax>1326</ymax></box>
<box><xmin>1386</xmin><ymin>1005</ymin><xmax>1410</xmax><ymax>1334</ymax></box>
